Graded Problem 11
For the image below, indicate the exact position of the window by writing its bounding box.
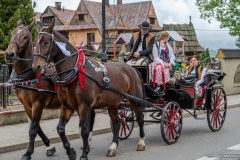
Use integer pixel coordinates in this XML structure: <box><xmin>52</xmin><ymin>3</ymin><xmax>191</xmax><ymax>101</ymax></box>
<box><xmin>79</xmin><ymin>14</ymin><xmax>84</xmax><ymax>21</ymax></box>
<box><xmin>43</xmin><ymin>17</ymin><xmax>53</xmax><ymax>25</ymax></box>
<box><xmin>87</xmin><ymin>33</ymin><xmax>95</xmax><ymax>42</ymax></box>
<box><xmin>234</xmin><ymin>65</ymin><xmax>240</xmax><ymax>83</ymax></box>
<box><xmin>150</xmin><ymin>18</ymin><xmax>155</xmax><ymax>25</ymax></box>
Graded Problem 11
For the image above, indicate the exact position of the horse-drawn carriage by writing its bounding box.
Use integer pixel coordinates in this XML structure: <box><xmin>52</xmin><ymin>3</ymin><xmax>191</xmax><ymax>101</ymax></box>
<box><xmin>4</xmin><ymin>19</ymin><xmax>227</xmax><ymax>160</ymax></box>
<box><xmin>117</xmin><ymin>58</ymin><xmax>227</xmax><ymax>144</ymax></box>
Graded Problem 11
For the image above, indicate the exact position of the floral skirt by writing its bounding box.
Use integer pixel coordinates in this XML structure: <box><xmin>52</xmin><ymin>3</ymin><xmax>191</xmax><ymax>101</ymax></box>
<box><xmin>149</xmin><ymin>62</ymin><xmax>170</xmax><ymax>86</ymax></box>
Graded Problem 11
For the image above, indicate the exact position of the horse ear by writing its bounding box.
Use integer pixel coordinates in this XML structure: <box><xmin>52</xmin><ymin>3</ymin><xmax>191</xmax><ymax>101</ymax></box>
<box><xmin>17</xmin><ymin>18</ymin><xmax>22</xmax><ymax>27</ymax></box>
<box><xmin>28</xmin><ymin>20</ymin><xmax>35</xmax><ymax>31</ymax></box>
<box><xmin>48</xmin><ymin>18</ymin><xmax>55</xmax><ymax>33</ymax></box>
<box><xmin>37</xmin><ymin>21</ymin><xmax>43</xmax><ymax>32</ymax></box>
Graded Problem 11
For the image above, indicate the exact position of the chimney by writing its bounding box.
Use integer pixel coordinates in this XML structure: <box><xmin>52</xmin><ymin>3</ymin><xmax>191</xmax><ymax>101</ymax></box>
<box><xmin>55</xmin><ymin>2</ymin><xmax>61</xmax><ymax>10</ymax></box>
<box><xmin>106</xmin><ymin>0</ymin><xmax>109</xmax><ymax>7</ymax></box>
<box><xmin>117</xmin><ymin>0</ymin><xmax>122</xmax><ymax>5</ymax></box>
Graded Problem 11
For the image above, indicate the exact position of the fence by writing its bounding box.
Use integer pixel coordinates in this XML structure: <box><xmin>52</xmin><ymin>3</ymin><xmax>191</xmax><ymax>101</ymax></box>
<box><xmin>0</xmin><ymin>64</ymin><xmax>9</xmax><ymax>108</ymax></box>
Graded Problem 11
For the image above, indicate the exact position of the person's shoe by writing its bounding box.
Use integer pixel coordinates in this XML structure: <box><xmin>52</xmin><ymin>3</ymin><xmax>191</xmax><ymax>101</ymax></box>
<box><xmin>154</xmin><ymin>86</ymin><xmax>164</xmax><ymax>94</ymax></box>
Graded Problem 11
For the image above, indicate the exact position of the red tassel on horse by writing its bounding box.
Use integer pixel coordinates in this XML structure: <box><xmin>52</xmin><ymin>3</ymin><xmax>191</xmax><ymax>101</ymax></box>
<box><xmin>35</xmin><ymin>74</ymin><xmax>42</xmax><ymax>88</ymax></box>
<box><xmin>78</xmin><ymin>65</ymin><xmax>86</xmax><ymax>90</ymax></box>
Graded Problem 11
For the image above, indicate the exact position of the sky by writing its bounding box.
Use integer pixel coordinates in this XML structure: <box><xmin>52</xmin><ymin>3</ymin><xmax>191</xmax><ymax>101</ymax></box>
<box><xmin>33</xmin><ymin>0</ymin><xmax>237</xmax><ymax>51</ymax></box>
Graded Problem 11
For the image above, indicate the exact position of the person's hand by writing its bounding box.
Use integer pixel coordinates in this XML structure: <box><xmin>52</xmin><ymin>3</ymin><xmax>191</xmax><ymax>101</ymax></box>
<box><xmin>133</xmin><ymin>52</ymin><xmax>140</xmax><ymax>58</ymax></box>
<box><xmin>125</xmin><ymin>52</ymin><xmax>130</xmax><ymax>56</ymax></box>
<box><xmin>164</xmin><ymin>62</ymin><xmax>171</xmax><ymax>68</ymax></box>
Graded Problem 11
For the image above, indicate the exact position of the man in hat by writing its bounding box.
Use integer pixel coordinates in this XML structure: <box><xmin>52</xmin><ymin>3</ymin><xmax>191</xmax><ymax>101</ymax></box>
<box><xmin>125</xmin><ymin>21</ymin><xmax>155</xmax><ymax>65</ymax></box>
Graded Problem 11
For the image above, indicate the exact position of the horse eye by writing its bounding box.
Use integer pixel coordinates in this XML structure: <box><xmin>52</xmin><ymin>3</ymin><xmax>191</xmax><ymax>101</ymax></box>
<box><xmin>23</xmin><ymin>36</ymin><xmax>28</xmax><ymax>40</ymax></box>
<box><xmin>44</xmin><ymin>41</ymin><xmax>49</xmax><ymax>45</ymax></box>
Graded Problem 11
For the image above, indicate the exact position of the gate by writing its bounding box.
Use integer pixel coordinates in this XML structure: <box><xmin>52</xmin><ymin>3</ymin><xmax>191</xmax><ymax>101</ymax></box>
<box><xmin>0</xmin><ymin>64</ymin><xmax>9</xmax><ymax>108</ymax></box>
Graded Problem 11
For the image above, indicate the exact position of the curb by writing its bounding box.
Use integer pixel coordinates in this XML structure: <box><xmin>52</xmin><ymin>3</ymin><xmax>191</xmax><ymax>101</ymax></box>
<box><xmin>0</xmin><ymin>103</ymin><xmax>238</xmax><ymax>153</ymax></box>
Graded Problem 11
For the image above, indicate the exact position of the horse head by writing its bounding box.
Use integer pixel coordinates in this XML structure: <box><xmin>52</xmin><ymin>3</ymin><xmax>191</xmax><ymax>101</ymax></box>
<box><xmin>5</xmin><ymin>19</ymin><xmax>35</xmax><ymax>62</ymax></box>
<box><xmin>33</xmin><ymin>19</ymin><xmax>77</xmax><ymax>74</ymax></box>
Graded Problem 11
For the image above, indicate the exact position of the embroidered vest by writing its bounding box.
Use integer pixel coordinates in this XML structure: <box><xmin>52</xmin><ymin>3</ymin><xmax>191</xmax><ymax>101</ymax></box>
<box><xmin>133</xmin><ymin>32</ymin><xmax>154</xmax><ymax>59</ymax></box>
<box><xmin>155</xmin><ymin>42</ymin><xmax>170</xmax><ymax>62</ymax></box>
<box><xmin>188</xmin><ymin>65</ymin><xmax>203</xmax><ymax>80</ymax></box>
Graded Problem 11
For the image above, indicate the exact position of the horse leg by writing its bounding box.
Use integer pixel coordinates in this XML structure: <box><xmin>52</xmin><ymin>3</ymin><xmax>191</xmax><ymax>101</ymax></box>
<box><xmin>79</xmin><ymin>106</ymin><xmax>91</xmax><ymax>160</ymax></box>
<box><xmin>79</xmin><ymin>109</ymin><xmax>95</xmax><ymax>149</ymax></box>
<box><xmin>37</xmin><ymin>126</ymin><xmax>56</xmax><ymax>156</ymax></box>
<box><xmin>21</xmin><ymin>105</ymin><xmax>43</xmax><ymax>160</ymax></box>
<box><xmin>57</xmin><ymin>107</ymin><xmax>76</xmax><ymax>160</ymax></box>
<box><xmin>129</xmin><ymin>100</ymin><xmax>145</xmax><ymax>151</ymax></box>
<box><xmin>106</xmin><ymin>107</ymin><xmax>119</xmax><ymax>157</ymax></box>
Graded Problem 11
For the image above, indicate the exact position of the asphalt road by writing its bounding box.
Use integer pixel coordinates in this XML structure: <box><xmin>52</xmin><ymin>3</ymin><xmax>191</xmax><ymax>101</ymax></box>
<box><xmin>1</xmin><ymin>107</ymin><xmax>240</xmax><ymax>160</ymax></box>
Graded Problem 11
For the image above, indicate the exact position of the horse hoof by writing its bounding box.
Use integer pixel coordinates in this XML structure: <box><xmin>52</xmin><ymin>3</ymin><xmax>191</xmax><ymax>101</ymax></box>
<box><xmin>67</xmin><ymin>148</ymin><xmax>77</xmax><ymax>160</ymax></box>
<box><xmin>106</xmin><ymin>149</ymin><xmax>116</xmax><ymax>157</ymax></box>
<box><xmin>46</xmin><ymin>147</ymin><xmax>56</xmax><ymax>156</ymax></box>
<box><xmin>137</xmin><ymin>144</ymin><xmax>145</xmax><ymax>151</ymax></box>
<box><xmin>21</xmin><ymin>155</ymin><xmax>31</xmax><ymax>160</ymax></box>
<box><xmin>80</xmin><ymin>156</ymin><xmax>88</xmax><ymax>160</ymax></box>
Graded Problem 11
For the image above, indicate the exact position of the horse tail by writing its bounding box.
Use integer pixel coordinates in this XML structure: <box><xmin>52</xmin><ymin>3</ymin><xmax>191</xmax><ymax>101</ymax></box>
<box><xmin>134</xmin><ymin>68</ymin><xmax>146</xmax><ymax>109</ymax></box>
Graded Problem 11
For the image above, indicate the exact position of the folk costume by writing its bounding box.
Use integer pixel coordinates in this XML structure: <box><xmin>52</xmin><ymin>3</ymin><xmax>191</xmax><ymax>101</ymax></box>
<box><xmin>187</xmin><ymin>65</ymin><xmax>207</xmax><ymax>97</ymax></box>
<box><xmin>149</xmin><ymin>42</ymin><xmax>175</xmax><ymax>91</ymax></box>
<box><xmin>126</xmin><ymin>21</ymin><xmax>155</xmax><ymax>65</ymax></box>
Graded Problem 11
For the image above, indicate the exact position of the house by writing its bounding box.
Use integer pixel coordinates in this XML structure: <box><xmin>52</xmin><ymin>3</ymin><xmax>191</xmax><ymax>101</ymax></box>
<box><xmin>34</xmin><ymin>12</ymin><xmax>42</xmax><ymax>22</ymax></box>
<box><xmin>40</xmin><ymin>2</ymin><xmax>75</xmax><ymax>39</ymax></box>
<box><xmin>216</xmin><ymin>49</ymin><xmax>240</xmax><ymax>95</ymax></box>
<box><xmin>163</xmin><ymin>17</ymin><xmax>204</xmax><ymax>56</ymax></box>
<box><xmin>40</xmin><ymin>0</ymin><xmax>161</xmax><ymax>47</ymax></box>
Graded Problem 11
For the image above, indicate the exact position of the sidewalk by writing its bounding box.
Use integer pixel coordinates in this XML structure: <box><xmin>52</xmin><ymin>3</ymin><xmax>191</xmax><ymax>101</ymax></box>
<box><xmin>0</xmin><ymin>94</ymin><xmax>240</xmax><ymax>154</ymax></box>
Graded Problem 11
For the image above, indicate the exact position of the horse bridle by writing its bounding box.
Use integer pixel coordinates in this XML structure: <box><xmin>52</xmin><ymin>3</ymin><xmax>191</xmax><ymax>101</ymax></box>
<box><xmin>34</xmin><ymin>31</ymin><xmax>55</xmax><ymax>63</ymax></box>
<box><xmin>10</xmin><ymin>26</ymin><xmax>31</xmax><ymax>56</ymax></box>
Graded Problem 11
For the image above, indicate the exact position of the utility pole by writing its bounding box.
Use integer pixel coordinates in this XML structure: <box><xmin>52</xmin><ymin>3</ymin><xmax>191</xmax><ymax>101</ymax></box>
<box><xmin>101</xmin><ymin>0</ymin><xmax>107</xmax><ymax>62</ymax></box>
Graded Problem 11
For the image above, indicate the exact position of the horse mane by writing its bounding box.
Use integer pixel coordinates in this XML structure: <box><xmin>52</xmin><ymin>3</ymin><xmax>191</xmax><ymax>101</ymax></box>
<box><xmin>52</xmin><ymin>30</ymin><xmax>78</xmax><ymax>55</ymax></box>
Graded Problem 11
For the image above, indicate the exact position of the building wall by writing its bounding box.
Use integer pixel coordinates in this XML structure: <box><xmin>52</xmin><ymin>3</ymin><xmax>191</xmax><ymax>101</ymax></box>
<box><xmin>68</xmin><ymin>29</ymin><xmax>102</xmax><ymax>46</ymax></box>
<box><xmin>220</xmin><ymin>58</ymin><xmax>240</xmax><ymax>95</ymax></box>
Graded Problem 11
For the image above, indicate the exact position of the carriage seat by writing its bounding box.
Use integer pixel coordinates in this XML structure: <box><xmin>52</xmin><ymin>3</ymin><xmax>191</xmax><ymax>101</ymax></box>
<box><xmin>182</xmin><ymin>75</ymin><xmax>196</xmax><ymax>83</ymax></box>
<box><xmin>179</xmin><ymin>75</ymin><xmax>196</xmax><ymax>87</ymax></box>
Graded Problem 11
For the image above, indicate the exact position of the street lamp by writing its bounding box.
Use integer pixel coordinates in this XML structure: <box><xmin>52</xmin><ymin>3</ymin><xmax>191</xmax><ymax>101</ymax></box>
<box><xmin>101</xmin><ymin>0</ymin><xmax>107</xmax><ymax>63</ymax></box>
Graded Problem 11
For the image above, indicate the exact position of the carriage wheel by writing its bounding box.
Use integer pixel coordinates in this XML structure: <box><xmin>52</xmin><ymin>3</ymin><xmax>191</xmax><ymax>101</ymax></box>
<box><xmin>207</xmin><ymin>88</ymin><xmax>227</xmax><ymax>132</ymax></box>
<box><xmin>161</xmin><ymin>101</ymin><xmax>182</xmax><ymax>145</ymax></box>
<box><xmin>118</xmin><ymin>108</ymin><xmax>135</xmax><ymax>140</ymax></box>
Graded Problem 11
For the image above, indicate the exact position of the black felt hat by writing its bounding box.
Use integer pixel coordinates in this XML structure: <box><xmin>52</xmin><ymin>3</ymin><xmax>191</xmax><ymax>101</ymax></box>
<box><xmin>138</xmin><ymin>21</ymin><xmax>153</xmax><ymax>29</ymax></box>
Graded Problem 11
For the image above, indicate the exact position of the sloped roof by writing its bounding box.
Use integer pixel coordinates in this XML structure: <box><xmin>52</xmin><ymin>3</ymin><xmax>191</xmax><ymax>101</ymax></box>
<box><xmin>114</xmin><ymin>33</ymin><xmax>132</xmax><ymax>44</ymax></box>
<box><xmin>54</xmin><ymin>24</ymin><xmax>97</xmax><ymax>31</ymax></box>
<box><xmin>167</xmin><ymin>31</ymin><xmax>184</xmax><ymax>41</ymax></box>
<box><xmin>163</xmin><ymin>22</ymin><xmax>204</xmax><ymax>55</ymax></box>
<box><xmin>77</xmin><ymin>0</ymin><xmax>161</xmax><ymax>34</ymax></box>
<box><xmin>217</xmin><ymin>49</ymin><xmax>240</xmax><ymax>59</ymax></box>
<box><xmin>34</xmin><ymin>12</ymin><xmax>42</xmax><ymax>22</ymax></box>
<box><xmin>41</xmin><ymin>6</ymin><xmax>75</xmax><ymax>25</ymax></box>
<box><xmin>50</xmin><ymin>7</ymin><xmax>75</xmax><ymax>25</ymax></box>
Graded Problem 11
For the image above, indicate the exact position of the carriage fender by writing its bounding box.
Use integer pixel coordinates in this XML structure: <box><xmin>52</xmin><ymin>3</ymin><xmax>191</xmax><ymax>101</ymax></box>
<box><xmin>164</xmin><ymin>88</ymin><xmax>193</xmax><ymax>109</ymax></box>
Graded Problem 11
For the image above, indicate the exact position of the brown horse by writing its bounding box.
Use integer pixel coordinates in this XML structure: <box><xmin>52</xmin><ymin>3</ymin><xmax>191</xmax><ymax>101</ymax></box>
<box><xmin>4</xmin><ymin>19</ymin><xmax>95</xmax><ymax>160</ymax></box>
<box><xmin>32</xmin><ymin>20</ymin><xmax>146</xmax><ymax>160</ymax></box>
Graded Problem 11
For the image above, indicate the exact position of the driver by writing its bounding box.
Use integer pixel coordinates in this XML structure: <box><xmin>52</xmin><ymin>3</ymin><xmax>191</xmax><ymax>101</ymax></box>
<box><xmin>125</xmin><ymin>21</ymin><xmax>155</xmax><ymax>65</ymax></box>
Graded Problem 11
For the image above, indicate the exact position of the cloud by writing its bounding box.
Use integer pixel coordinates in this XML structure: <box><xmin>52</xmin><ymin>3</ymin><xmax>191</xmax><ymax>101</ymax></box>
<box><xmin>34</xmin><ymin>0</ymin><xmax>237</xmax><ymax>51</ymax></box>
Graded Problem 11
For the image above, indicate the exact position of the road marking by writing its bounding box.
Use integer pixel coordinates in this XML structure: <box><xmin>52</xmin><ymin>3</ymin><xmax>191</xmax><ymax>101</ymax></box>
<box><xmin>196</xmin><ymin>157</ymin><xmax>218</xmax><ymax>160</ymax></box>
<box><xmin>227</xmin><ymin>144</ymin><xmax>240</xmax><ymax>150</ymax></box>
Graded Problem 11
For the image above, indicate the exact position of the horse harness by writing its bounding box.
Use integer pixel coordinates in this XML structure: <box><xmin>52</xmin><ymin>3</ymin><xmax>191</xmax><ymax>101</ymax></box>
<box><xmin>10</xmin><ymin>26</ymin><xmax>31</xmax><ymax>56</ymax></box>
<box><xmin>34</xmin><ymin>31</ymin><xmax>156</xmax><ymax>107</ymax></box>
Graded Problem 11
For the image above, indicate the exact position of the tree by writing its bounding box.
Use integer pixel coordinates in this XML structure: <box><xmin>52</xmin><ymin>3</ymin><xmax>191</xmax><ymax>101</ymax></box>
<box><xmin>0</xmin><ymin>0</ymin><xmax>37</xmax><ymax>56</ymax></box>
<box><xmin>195</xmin><ymin>0</ymin><xmax>240</xmax><ymax>47</ymax></box>
<box><xmin>199</xmin><ymin>48</ymin><xmax>210</xmax><ymax>67</ymax></box>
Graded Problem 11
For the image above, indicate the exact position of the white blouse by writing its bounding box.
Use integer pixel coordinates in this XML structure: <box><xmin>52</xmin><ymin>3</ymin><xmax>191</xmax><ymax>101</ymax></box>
<box><xmin>189</xmin><ymin>67</ymin><xmax>207</xmax><ymax>86</ymax></box>
<box><xmin>152</xmin><ymin>42</ymin><xmax>176</xmax><ymax>65</ymax></box>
